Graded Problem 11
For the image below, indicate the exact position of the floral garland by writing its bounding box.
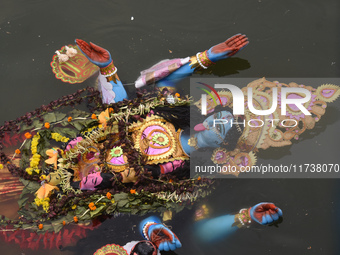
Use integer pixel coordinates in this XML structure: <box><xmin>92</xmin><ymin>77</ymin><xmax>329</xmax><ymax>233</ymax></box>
<box><xmin>0</xmin><ymin>87</ymin><xmax>212</xmax><ymax>234</ymax></box>
<box><xmin>26</xmin><ymin>133</ymin><xmax>41</xmax><ymax>175</ymax></box>
<box><xmin>34</xmin><ymin>197</ymin><xmax>50</xmax><ymax>212</ymax></box>
<box><xmin>51</xmin><ymin>133</ymin><xmax>69</xmax><ymax>143</ymax></box>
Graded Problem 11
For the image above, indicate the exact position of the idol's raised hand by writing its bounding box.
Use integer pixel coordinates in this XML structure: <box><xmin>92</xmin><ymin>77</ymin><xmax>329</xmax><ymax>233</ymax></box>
<box><xmin>249</xmin><ymin>202</ymin><xmax>283</xmax><ymax>225</ymax></box>
<box><xmin>75</xmin><ymin>39</ymin><xmax>112</xmax><ymax>67</ymax></box>
<box><xmin>147</xmin><ymin>223</ymin><xmax>182</xmax><ymax>251</ymax></box>
<box><xmin>207</xmin><ymin>34</ymin><xmax>249</xmax><ymax>62</ymax></box>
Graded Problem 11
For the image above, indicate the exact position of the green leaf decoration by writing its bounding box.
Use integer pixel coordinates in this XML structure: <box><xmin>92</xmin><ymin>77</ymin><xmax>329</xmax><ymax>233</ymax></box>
<box><xmin>90</xmin><ymin>205</ymin><xmax>106</xmax><ymax>218</ymax></box>
<box><xmin>18</xmin><ymin>197</ymin><xmax>29</xmax><ymax>209</ymax></box>
<box><xmin>20</xmin><ymin>119</ymin><xmax>41</xmax><ymax>132</ymax></box>
<box><xmin>20</xmin><ymin>178</ymin><xmax>40</xmax><ymax>193</ymax></box>
<box><xmin>19</xmin><ymin>148</ymin><xmax>31</xmax><ymax>169</ymax></box>
<box><xmin>68</xmin><ymin>109</ymin><xmax>90</xmax><ymax>118</ymax></box>
<box><xmin>55</xmin><ymin>112</ymin><xmax>67</xmax><ymax>121</ymax></box>
<box><xmin>117</xmin><ymin>199</ymin><xmax>129</xmax><ymax>208</ymax></box>
<box><xmin>52</xmin><ymin>220</ymin><xmax>64</xmax><ymax>233</ymax></box>
<box><xmin>106</xmin><ymin>204</ymin><xmax>117</xmax><ymax>214</ymax></box>
<box><xmin>75</xmin><ymin>206</ymin><xmax>87</xmax><ymax>216</ymax></box>
<box><xmin>129</xmin><ymin>199</ymin><xmax>141</xmax><ymax>206</ymax></box>
<box><xmin>60</xmin><ymin>121</ymin><xmax>70</xmax><ymax>127</ymax></box>
<box><xmin>70</xmin><ymin>121</ymin><xmax>84</xmax><ymax>130</ymax></box>
<box><xmin>43</xmin><ymin>112</ymin><xmax>57</xmax><ymax>123</ymax></box>
<box><xmin>130</xmin><ymin>209</ymin><xmax>140</xmax><ymax>214</ymax></box>
<box><xmin>114</xmin><ymin>192</ymin><xmax>128</xmax><ymax>201</ymax></box>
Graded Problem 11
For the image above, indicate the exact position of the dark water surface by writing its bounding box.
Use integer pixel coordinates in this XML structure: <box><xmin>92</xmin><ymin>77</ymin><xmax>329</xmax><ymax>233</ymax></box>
<box><xmin>0</xmin><ymin>0</ymin><xmax>340</xmax><ymax>254</ymax></box>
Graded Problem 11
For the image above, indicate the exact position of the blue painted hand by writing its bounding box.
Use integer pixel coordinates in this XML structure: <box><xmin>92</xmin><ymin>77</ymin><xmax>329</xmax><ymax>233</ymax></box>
<box><xmin>249</xmin><ymin>202</ymin><xmax>283</xmax><ymax>225</ymax></box>
<box><xmin>148</xmin><ymin>223</ymin><xmax>182</xmax><ymax>251</ymax></box>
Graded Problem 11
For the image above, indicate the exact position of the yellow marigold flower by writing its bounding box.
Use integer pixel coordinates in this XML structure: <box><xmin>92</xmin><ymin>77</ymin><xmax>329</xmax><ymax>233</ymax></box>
<box><xmin>61</xmin><ymin>137</ymin><xmax>69</xmax><ymax>143</ymax></box>
<box><xmin>40</xmin><ymin>174</ymin><xmax>47</xmax><ymax>180</ymax></box>
<box><xmin>34</xmin><ymin>197</ymin><xmax>42</xmax><ymax>206</ymax></box>
<box><xmin>34</xmin><ymin>168</ymin><xmax>40</xmax><ymax>174</ymax></box>
<box><xmin>42</xmin><ymin>201</ymin><xmax>50</xmax><ymax>212</ymax></box>
<box><xmin>26</xmin><ymin>168</ymin><xmax>33</xmax><ymax>175</ymax></box>
<box><xmin>72</xmin><ymin>205</ymin><xmax>77</xmax><ymax>210</ymax></box>
<box><xmin>0</xmin><ymin>164</ymin><xmax>3</xmax><ymax>170</ymax></box>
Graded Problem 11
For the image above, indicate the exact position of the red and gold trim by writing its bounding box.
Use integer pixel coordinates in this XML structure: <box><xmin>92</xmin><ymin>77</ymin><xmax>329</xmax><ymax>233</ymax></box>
<box><xmin>189</xmin><ymin>50</ymin><xmax>215</xmax><ymax>71</ymax></box>
<box><xmin>233</xmin><ymin>208</ymin><xmax>252</xmax><ymax>228</ymax></box>
<box><xmin>100</xmin><ymin>61</ymin><xmax>120</xmax><ymax>83</ymax></box>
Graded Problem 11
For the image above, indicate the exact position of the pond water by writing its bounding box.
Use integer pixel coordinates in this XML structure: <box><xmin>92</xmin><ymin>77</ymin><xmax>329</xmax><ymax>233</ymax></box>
<box><xmin>0</xmin><ymin>0</ymin><xmax>340</xmax><ymax>254</ymax></box>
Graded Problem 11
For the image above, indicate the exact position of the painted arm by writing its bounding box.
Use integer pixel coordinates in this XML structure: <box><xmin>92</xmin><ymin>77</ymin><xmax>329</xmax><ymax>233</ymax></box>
<box><xmin>157</xmin><ymin>34</ymin><xmax>249</xmax><ymax>88</ymax></box>
<box><xmin>139</xmin><ymin>216</ymin><xmax>182</xmax><ymax>252</ymax></box>
<box><xmin>75</xmin><ymin>39</ymin><xmax>128</xmax><ymax>103</ymax></box>
<box><xmin>195</xmin><ymin>202</ymin><xmax>283</xmax><ymax>243</ymax></box>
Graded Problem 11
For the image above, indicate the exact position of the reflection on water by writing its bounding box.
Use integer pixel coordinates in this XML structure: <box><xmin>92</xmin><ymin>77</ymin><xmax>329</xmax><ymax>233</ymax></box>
<box><xmin>0</xmin><ymin>0</ymin><xmax>340</xmax><ymax>254</ymax></box>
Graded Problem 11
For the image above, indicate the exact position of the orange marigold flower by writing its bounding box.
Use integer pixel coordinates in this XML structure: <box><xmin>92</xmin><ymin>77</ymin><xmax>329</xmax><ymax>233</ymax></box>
<box><xmin>91</xmin><ymin>114</ymin><xmax>97</xmax><ymax>119</ymax></box>
<box><xmin>15</xmin><ymin>149</ymin><xmax>21</xmax><ymax>154</ymax></box>
<box><xmin>44</xmin><ymin>122</ymin><xmax>50</xmax><ymax>129</ymax></box>
<box><xmin>73</xmin><ymin>216</ymin><xmax>78</xmax><ymax>223</ymax></box>
<box><xmin>88</xmin><ymin>202</ymin><xmax>97</xmax><ymax>211</ymax></box>
<box><xmin>109</xmin><ymin>108</ymin><xmax>114</xmax><ymax>113</ymax></box>
<box><xmin>88</xmin><ymin>202</ymin><xmax>95</xmax><ymax>209</ymax></box>
<box><xmin>68</xmin><ymin>116</ymin><xmax>72</xmax><ymax>122</ymax></box>
<box><xmin>38</xmin><ymin>224</ymin><xmax>43</xmax><ymax>230</ymax></box>
<box><xmin>24</xmin><ymin>132</ymin><xmax>32</xmax><ymax>139</ymax></box>
<box><xmin>106</xmin><ymin>192</ymin><xmax>112</xmax><ymax>200</ymax></box>
<box><xmin>169</xmin><ymin>179</ymin><xmax>173</xmax><ymax>183</ymax></box>
<box><xmin>62</xmin><ymin>221</ymin><xmax>66</xmax><ymax>226</ymax></box>
<box><xmin>130</xmin><ymin>189</ymin><xmax>136</xmax><ymax>194</ymax></box>
<box><xmin>175</xmin><ymin>93</ymin><xmax>180</xmax><ymax>97</ymax></box>
<box><xmin>197</xmin><ymin>176</ymin><xmax>201</xmax><ymax>181</ymax></box>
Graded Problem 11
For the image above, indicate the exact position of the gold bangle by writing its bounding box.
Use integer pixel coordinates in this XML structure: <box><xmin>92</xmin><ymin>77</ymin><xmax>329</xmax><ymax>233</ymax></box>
<box><xmin>188</xmin><ymin>135</ymin><xmax>199</xmax><ymax>150</ymax></box>
<box><xmin>232</xmin><ymin>208</ymin><xmax>252</xmax><ymax>228</ymax></box>
<box><xmin>197</xmin><ymin>50</ymin><xmax>215</xmax><ymax>68</ymax></box>
<box><xmin>189</xmin><ymin>50</ymin><xmax>215</xmax><ymax>71</ymax></box>
<box><xmin>100</xmin><ymin>61</ymin><xmax>120</xmax><ymax>83</ymax></box>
